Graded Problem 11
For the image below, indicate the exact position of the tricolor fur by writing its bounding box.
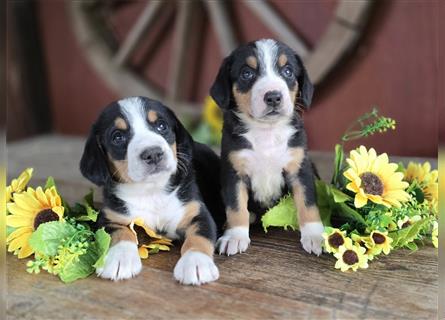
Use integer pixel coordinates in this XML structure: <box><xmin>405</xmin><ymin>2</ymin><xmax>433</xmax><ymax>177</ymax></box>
<box><xmin>210</xmin><ymin>39</ymin><xmax>324</xmax><ymax>256</ymax></box>
<box><xmin>80</xmin><ymin>96</ymin><xmax>224</xmax><ymax>285</ymax></box>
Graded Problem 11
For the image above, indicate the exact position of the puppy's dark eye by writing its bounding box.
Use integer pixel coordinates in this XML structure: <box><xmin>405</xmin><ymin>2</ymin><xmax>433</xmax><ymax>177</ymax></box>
<box><xmin>111</xmin><ymin>130</ymin><xmax>126</xmax><ymax>145</ymax></box>
<box><xmin>156</xmin><ymin>120</ymin><xmax>168</xmax><ymax>133</ymax></box>
<box><xmin>282</xmin><ymin>65</ymin><xmax>294</xmax><ymax>78</ymax></box>
<box><xmin>240</xmin><ymin>67</ymin><xmax>255</xmax><ymax>81</ymax></box>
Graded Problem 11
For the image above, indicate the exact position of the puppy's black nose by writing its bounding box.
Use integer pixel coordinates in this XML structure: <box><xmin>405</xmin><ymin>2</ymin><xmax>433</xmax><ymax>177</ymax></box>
<box><xmin>140</xmin><ymin>147</ymin><xmax>164</xmax><ymax>165</ymax></box>
<box><xmin>264</xmin><ymin>90</ymin><xmax>282</xmax><ymax>108</ymax></box>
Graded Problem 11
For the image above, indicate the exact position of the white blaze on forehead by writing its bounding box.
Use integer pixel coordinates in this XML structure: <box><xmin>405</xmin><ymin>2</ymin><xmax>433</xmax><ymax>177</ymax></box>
<box><xmin>118</xmin><ymin>97</ymin><xmax>176</xmax><ymax>183</ymax></box>
<box><xmin>250</xmin><ymin>39</ymin><xmax>293</xmax><ymax>118</ymax></box>
<box><xmin>255</xmin><ymin>39</ymin><xmax>279</xmax><ymax>76</ymax></box>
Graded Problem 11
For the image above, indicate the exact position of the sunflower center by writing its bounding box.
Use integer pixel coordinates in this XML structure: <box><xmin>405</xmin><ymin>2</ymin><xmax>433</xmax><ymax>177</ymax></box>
<box><xmin>360</xmin><ymin>172</ymin><xmax>384</xmax><ymax>195</ymax></box>
<box><xmin>343</xmin><ymin>250</ymin><xmax>359</xmax><ymax>265</ymax></box>
<box><xmin>133</xmin><ymin>225</ymin><xmax>152</xmax><ymax>246</ymax></box>
<box><xmin>372</xmin><ymin>233</ymin><xmax>386</xmax><ymax>244</ymax></box>
<box><xmin>328</xmin><ymin>232</ymin><xmax>344</xmax><ymax>248</ymax></box>
<box><xmin>34</xmin><ymin>209</ymin><xmax>59</xmax><ymax>230</ymax></box>
<box><xmin>401</xmin><ymin>221</ymin><xmax>411</xmax><ymax>228</ymax></box>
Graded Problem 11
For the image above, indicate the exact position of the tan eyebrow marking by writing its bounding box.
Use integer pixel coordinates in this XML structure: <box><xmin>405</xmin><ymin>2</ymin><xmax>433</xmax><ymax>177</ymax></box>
<box><xmin>148</xmin><ymin>110</ymin><xmax>158</xmax><ymax>122</ymax></box>
<box><xmin>278</xmin><ymin>54</ymin><xmax>288</xmax><ymax>67</ymax></box>
<box><xmin>246</xmin><ymin>56</ymin><xmax>257</xmax><ymax>69</ymax></box>
<box><xmin>114</xmin><ymin>117</ymin><xmax>127</xmax><ymax>130</ymax></box>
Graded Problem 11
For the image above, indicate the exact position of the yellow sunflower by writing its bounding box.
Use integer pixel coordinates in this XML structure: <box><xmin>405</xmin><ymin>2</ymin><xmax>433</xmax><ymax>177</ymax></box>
<box><xmin>203</xmin><ymin>96</ymin><xmax>223</xmax><ymax>134</ymax></box>
<box><xmin>344</xmin><ymin>146</ymin><xmax>410</xmax><ymax>208</ymax></box>
<box><xmin>351</xmin><ymin>234</ymin><xmax>379</xmax><ymax>261</ymax></box>
<box><xmin>404</xmin><ymin>162</ymin><xmax>438</xmax><ymax>211</ymax></box>
<box><xmin>129</xmin><ymin>218</ymin><xmax>172</xmax><ymax>259</ymax></box>
<box><xmin>6</xmin><ymin>168</ymin><xmax>33</xmax><ymax>203</ymax></box>
<box><xmin>322</xmin><ymin>228</ymin><xmax>351</xmax><ymax>253</ymax></box>
<box><xmin>6</xmin><ymin>186</ymin><xmax>64</xmax><ymax>258</ymax></box>
<box><xmin>334</xmin><ymin>241</ymin><xmax>369</xmax><ymax>272</ymax></box>
<box><xmin>369</xmin><ymin>230</ymin><xmax>393</xmax><ymax>255</ymax></box>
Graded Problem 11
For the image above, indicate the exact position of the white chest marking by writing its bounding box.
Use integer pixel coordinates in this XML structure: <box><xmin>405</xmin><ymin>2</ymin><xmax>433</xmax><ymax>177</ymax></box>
<box><xmin>115</xmin><ymin>183</ymin><xmax>185</xmax><ymax>239</ymax></box>
<box><xmin>238</xmin><ymin>119</ymin><xmax>296</xmax><ymax>206</ymax></box>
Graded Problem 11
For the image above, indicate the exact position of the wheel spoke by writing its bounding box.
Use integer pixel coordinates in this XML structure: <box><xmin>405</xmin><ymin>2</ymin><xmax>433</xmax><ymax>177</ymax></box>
<box><xmin>113</xmin><ymin>0</ymin><xmax>164</xmax><ymax>66</ymax></box>
<box><xmin>203</xmin><ymin>0</ymin><xmax>237</xmax><ymax>55</ymax></box>
<box><xmin>242</xmin><ymin>0</ymin><xmax>309</xmax><ymax>58</ymax></box>
<box><xmin>167</xmin><ymin>1</ymin><xmax>195</xmax><ymax>102</ymax></box>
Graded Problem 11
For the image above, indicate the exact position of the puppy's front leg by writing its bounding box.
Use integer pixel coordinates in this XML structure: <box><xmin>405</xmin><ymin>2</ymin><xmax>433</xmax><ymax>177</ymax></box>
<box><xmin>217</xmin><ymin>160</ymin><xmax>251</xmax><ymax>255</ymax></box>
<box><xmin>286</xmin><ymin>153</ymin><xmax>324</xmax><ymax>255</ymax></box>
<box><xmin>96</xmin><ymin>208</ymin><xmax>142</xmax><ymax>281</ymax></box>
<box><xmin>174</xmin><ymin>202</ymin><xmax>219</xmax><ymax>285</ymax></box>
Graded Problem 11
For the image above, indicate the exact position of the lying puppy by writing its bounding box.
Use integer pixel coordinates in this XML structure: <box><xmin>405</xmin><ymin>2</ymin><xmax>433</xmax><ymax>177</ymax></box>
<box><xmin>210</xmin><ymin>39</ymin><xmax>323</xmax><ymax>256</ymax></box>
<box><xmin>80</xmin><ymin>96</ymin><xmax>223</xmax><ymax>285</ymax></box>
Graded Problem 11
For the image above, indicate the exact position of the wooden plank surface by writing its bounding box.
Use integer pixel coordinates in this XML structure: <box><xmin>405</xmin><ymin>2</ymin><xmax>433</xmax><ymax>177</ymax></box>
<box><xmin>6</xmin><ymin>135</ymin><xmax>438</xmax><ymax>319</ymax></box>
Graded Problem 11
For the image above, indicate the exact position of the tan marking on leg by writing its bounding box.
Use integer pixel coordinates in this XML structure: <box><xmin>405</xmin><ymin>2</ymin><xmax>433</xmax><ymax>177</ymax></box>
<box><xmin>284</xmin><ymin>147</ymin><xmax>305</xmax><ymax>176</ymax></box>
<box><xmin>114</xmin><ymin>117</ymin><xmax>127</xmax><ymax>130</ymax></box>
<box><xmin>102</xmin><ymin>208</ymin><xmax>136</xmax><ymax>245</ymax></box>
<box><xmin>171</xmin><ymin>142</ymin><xmax>177</xmax><ymax>160</ymax></box>
<box><xmin>110</xmin><ymin>226</ymin><xmax>137</xmax><ymax>246</ymax></box>
<box><xmin>232</xmin><ymin>85</ymin><xmax>252</xmax><ymax>116</ymax></box>
<box><xmin>103</xmin><ymin>207</ymin><xmax>133</xmax><ymax>226</ymax></box>
<box><xmin>148</xmin><ymin>110</ymin><xmax>158</xmax><ymax>122</ymax></box>
<box><xmin>278</xmin><ymin>54</ymin><xmax>288</xmax><ymax>67</ymax></box>
<box><xmin>108</xmin><ymin>154</ymin><xmax>132</xmax><ymax>183</ymax></box>
<box><xmin>226</xmin><ymin>182</ymin><xmax>250</xmax><ymax>228</ymax></box>
<box><xmin>177</xmin><ymin>201</ymin><xmax>201</xmax><ymax>231</ymax></box>
<box><xmin>246</xmin><ymin>55</ymin><xmax>257</xmax><ymax>69</ymax></box>
<box><xmin>228</xmin><ymin>151</ymin><xmax>249</xmax><ymax>176</ymax></box>
<box><xmin>181</xmin><ymin>233</ymin><xmax>214</xmax><ymax>257</ymax></box>
<box><xmin>292</xmin><ymin>181</ymin><xmax>321</xmax><ymax>226</ymax></box>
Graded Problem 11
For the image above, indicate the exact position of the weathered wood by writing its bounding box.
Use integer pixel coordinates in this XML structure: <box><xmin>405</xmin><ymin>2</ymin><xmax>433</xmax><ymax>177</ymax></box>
<box><xmin>113</xmin><ymin>0</ymin><xmax>165</xmax><ymax>66</ymax></box>
<box><xmin>6</xmin><ymin>136</ymin><xmax>438</xmax><ymax>319</ymax></box>
<box><xmin>203</xmin><ymin>0</ymin><xmax>237</xmax><ymax>55</ymax></box>
<box><xmin>241</xmin><ymin>0</ymin><xmax>309</xmax><ymax>58</ymax></box>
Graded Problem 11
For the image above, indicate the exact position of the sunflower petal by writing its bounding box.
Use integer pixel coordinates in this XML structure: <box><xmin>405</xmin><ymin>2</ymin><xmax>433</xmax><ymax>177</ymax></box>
<box><xmin>6</xmin><ymin>215</ymin><xmax>34</xmax><ymax>228</ymax></box>
<box><xmin>18</xmin><ymin>242</ymin><xmax>34</xmax><ymax>259</ymax></box>
<box><xmin>7</xmin><ymin>227</ymin><xmax>33</xmax><ymax>243</ymax></box>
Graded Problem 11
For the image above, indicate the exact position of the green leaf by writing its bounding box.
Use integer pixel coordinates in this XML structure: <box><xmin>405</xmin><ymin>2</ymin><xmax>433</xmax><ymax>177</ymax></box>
<box><xmin>332</xmin><ymin>144</ymin><xmax>344</xmax><ymax>185</ymax></box>
<box><xmin>66</xmin><ymin>190</ymin><xmax>98</xmax><ymax>222</ymax></box>
<box><xmin>315</xmin><ymin>180</ymin><xmax>332</xmax><ymax>227</ymax></box>
<box><xmin>29</xmin><ymin>221</ymin><xmax>77</xmax><ymax>256</ymax></box>
<box><xmin>93</xmin><ymin>228</ymin><xmax>111</xmax><ymax>269</ymax></box>
<box><xmin>413</xmin><ymin>187</ymin><xmax>425</xmax><ymax>203</ymax></box>
<box><xmin>44</xmin><ymin>176</ymin><xmax>56</xmax><ymax>190</ymax></box>
<box><xmin>331</xmin><ymin>187</ymin><xmax>352</xmax><ymax>203</ymax></box>
<box><xmin>334</xmin><ymin>202</ymin><xmax>367</xmax><ymax>227</ymax></box>
<box><xmin>261</xmin><ymin>194</ymin><xmax>298</xmax><ymax>232</ymax></box>
<box><xmin>59</xmin><ymin>248</ymin><xmax>96</xmax><ymax>283</ymax></box>
<box><xmin>389</xmin><ymin>219</ymin><xmax>427</xmax><ymax>249</ymax></box>
<box><xmin>59</xmin><ymin>228</ymin><xmax>111</xmax><ymax>283</ymax></box>
<box><xmin>404</xmin><ymin>241</ymin><xmax>418</xmax><ymax>251</ymax></box>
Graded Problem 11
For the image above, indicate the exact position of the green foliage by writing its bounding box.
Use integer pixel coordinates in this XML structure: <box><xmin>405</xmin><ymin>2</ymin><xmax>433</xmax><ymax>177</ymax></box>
<box><xmin>27</xmin><ymin>221</ymin><xmax>111</xmax><ymax>283</ymax></box>
<box><xmin>65</xmin><ymin>190</ymin><xmax>99</xmax><ymax>222</ymax></box>
<box><xmin>261</xmin><ymin>194</ymin><xmax>298</xmax><ymax>232</ymax></box>
<box><xmin>389</xmin><ymin>219</ymin><xmax>429</xmax><ymax>249</ymax></box>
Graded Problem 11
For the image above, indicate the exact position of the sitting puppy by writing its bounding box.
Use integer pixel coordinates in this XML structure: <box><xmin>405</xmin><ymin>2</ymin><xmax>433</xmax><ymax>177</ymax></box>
<box><xmin>210</xmin><ymin>39</ymin><xmax>323</xmax><ymax>256</ymax></box>
<box><xmin>80</xmin><ymin>96</ymin><xmax>223</xmax><ymax>285</ymax></box>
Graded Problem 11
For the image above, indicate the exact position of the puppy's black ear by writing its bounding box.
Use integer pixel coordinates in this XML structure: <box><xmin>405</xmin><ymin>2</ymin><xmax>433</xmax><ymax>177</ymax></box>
<box><xmin>296</xmin><ymin>56</ymin><xmax>314</xmax><ymax>108</ymax></box>
<box><xmin>210</xmin><ymin>55</ymin><xmax>233</xmax><ymax>109</ymax></box>
<box><xmin>79</xmin><ymin>126</ymin><xmax>110</xmax><ymax>186</ymax></box>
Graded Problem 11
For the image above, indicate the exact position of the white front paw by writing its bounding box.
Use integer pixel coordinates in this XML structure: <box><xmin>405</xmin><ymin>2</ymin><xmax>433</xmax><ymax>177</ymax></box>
<box><xmin>217</xmin><ymin>227</ymin><xmax>250</xmax><ymax>256</ymax></box>
<box><xmin>96</xmin><ymin>241</ymin><xmax>142</xmax><ymax>281</ymax></box>
<box><xmin>300</xmin><ymin>222</ymin><xmax>324</xmax><ymax>256</ymax></box>
<box><xmin>174</xmin><ymin>251</ymin><xmax>219</xmax><ymax>285</ymax></box>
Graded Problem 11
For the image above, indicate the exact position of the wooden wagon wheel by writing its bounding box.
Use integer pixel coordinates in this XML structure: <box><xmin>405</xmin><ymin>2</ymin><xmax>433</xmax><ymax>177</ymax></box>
<box><xmin>67</xmin><ymin>0</ymin><xmax>373</xmax><ymax>118</ymax></box>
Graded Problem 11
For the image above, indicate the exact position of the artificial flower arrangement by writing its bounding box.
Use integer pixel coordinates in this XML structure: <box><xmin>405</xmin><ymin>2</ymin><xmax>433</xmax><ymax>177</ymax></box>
<box><xmin>6</xmin><ymin>170</ymin><xmax>172</xmax><ymax>283</ymax></box>
<box><xmin>262</xmin><ymin>108</ymin><xmax>438</xmax><ymax>272</ymax></box>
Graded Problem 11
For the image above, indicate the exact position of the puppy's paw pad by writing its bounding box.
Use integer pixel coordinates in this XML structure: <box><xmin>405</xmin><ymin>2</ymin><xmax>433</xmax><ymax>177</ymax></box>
<box><xmin>300</xmin><ymin>222</ymin><xmax>324</xmax><ymax>256</ymax></box>
<box><xmin>174</xmin><ymin>251</ymin><xmax>219</xmax><ymax>285</ymax></box>
<box><xmin>96</xmin><ymin>241</ymin><xmax>142</xmax><ymax>281</ymax></box>
<box><xmin>217</xmin><ymin>227</ymin><xmax>250</xmax><ymax>256</ymax></box>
